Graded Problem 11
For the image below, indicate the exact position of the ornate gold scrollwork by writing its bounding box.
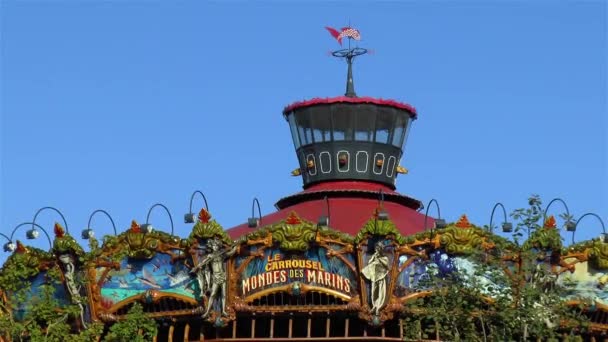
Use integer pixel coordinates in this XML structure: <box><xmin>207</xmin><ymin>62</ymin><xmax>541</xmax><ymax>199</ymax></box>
<box><xmin>437</xmin><ymin>215</ymin><xmax>495</xmax><ymax>255</ymax></box>
<box><xmin>244</xmin><ymin>212</ymin><xmax>317</xmax><ymax>252</ymax></box>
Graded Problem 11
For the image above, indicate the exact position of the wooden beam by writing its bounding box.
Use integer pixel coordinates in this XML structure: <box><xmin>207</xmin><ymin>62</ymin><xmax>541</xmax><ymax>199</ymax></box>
<box><xmin>288</xmin><ymin>315</ymin><xmax>293</xmax><ymax>338</ymax></box>
<box><xmin>325</xmin><ymin>316</ymin><xmax>330</xmax><ymax>337</ymax></box>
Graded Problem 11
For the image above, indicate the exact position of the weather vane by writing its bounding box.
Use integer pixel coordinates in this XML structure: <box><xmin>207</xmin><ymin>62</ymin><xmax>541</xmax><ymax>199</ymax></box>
<box><xmin>325</xmin><ymin>25</ymin><xmax>368</xmax><ymax>98</ymax></box>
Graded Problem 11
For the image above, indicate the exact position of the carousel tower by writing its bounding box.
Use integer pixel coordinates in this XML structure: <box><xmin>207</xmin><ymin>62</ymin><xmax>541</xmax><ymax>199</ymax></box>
<box><xmin>228</xmin><ymin>26</ymin><xmax>429</xmax><ymax>237</ymax></box>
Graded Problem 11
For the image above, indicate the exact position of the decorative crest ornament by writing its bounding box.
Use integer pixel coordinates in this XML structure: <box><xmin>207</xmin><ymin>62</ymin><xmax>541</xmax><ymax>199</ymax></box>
<box><xmin>544</xmin><ymin>215</ymin><xmax>557</xmax><ymax>229</ymax></box>
<box><xmin>326</xmin><ymin>24</ymin><xmax>368</xmax><ymax>97</ymax></box>
<box><xmin>54</xmin><ymin>222</ymin><xmax>65</xmax><ymax>237</ymax></box>
<box><xmin>130</xmin><ymin>220</ymin><xmax>141</xmax><ymax>233</ymax></box>
<box><xmin>16</xmin><ymin>241</ymin><xmax>27</xmax><ymax>254</ymax></box>
<box><xmin>455</xmin><ymin>214</ymin><xmax>472</xmax><ymax>228</ymax></box>
<box><xmin>198</xmin><ymin>208</ymin><xmax>212</xmax><ymax>223</ymax></box>
<box><xmin>285</xmin><ymin>211</ymin><xmax>302</xmax><ymax>225</ymax></box>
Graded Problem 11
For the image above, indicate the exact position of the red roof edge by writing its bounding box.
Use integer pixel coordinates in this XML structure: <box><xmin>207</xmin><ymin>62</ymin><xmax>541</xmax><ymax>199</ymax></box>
<box><xmin>282</xmin><ymin>96</ymin><xmax>418</xmax><ymax>118</ymax></box>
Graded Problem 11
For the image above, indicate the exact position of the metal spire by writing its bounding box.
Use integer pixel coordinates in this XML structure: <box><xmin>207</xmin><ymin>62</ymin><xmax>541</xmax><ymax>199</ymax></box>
<box><xmin>325</xmin><ymin>25</ymin><xmax>368</xmax><ymax>98</ymax></box>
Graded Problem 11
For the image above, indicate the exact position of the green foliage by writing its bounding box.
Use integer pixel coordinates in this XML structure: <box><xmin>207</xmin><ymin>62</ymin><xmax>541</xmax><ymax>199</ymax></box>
<box><xmin>402</xmin><ymin>195</ymin><xmax>590</xmax><ymax>341</ymax></box>
<box><xmin>0</xmin><ymin>270</ymin><xmax>104</xmax><ymax>342</ymax></box>
<box><xmin>354</xmin><ymin>217</ymin><xmax>406</xmax><ymax>244</ymax></box>
<box><xmin>103</xmin><ymin>303</ymin><xmax>157</xmax><ymax>342</ymax></box>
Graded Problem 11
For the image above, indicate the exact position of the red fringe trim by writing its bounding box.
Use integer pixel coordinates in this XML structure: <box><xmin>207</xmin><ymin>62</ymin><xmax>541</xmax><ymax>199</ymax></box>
<box><xmin>283</xmin><ymin>96</ymin><xmax>417</xmax><ymax>118</ymax></box>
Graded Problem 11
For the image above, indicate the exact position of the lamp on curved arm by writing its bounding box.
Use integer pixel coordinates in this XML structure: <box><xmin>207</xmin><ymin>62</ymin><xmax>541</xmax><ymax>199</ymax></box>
<box><xmin>32</xmin><ymin>206</ymin><xmax>69</xmax><ymax>235</ymax></box>
<box><xmin>9</xmin><ymin>222</ymin><xmax>52</xmax><ymax>251</ymax></box>
<box><xmin>141</xmin><ymin>203</ymin><xmax>175</xmax><ymax>235</ymax></box>
<box><xmin>1</xmin><ymin>232</ymin><xmax>15</xmax><ymax>252</ymax></box>
<box><xmin>248</xmin><ymin>198</ymin><xmax>262</xmax><ymax>228</ymax></box>
<box><xmin>318</xmin><ymin>196</ymin><xmax>331</xmax><ymax>227</ymax></box>
<box><xmin>543</xmin><ymin>198</ymin><xmax>576</xmax><ymax>233</ymax></box>
<box><xmin>376</xmin><ymin>189</ymin><xmax>389</xmax><ymax>221</ymax></box>
<box><xmin>82</xmin><ymin>209</ymin><xmax>118</xmax><ymax>240</ymax></box>
<box><xmin>423</xmin><ymin>199</ymin><xmax>446</xmax><ymax>236</ymax></box>
<box><xmin>489</xmin><ymin>202</ymin><xmax>513</xmax><ymax>233</ymax></box>
<box><xmin>571</xmin><ymin>213</ymin><xmax>606</xmax><ymax>245</ymax></box>
<box><xmin>185</xmin><ymin>190</ymin><xmax>209</xmax><ymax>224</ymax></box>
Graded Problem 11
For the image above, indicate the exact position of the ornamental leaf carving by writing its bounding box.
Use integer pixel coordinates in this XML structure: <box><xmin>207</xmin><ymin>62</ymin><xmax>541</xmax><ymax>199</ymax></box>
<box><xmin>354</xmin><ymin>216</ymin><xmax>406</xmax><ymax>244</ymax></box>
<box><xmin>189</xmin><ymin>209</ymin><xmax>232</xmax><ymax>245</ymax></box>
<box><xmin>244</xmin><ymin>211</ymin><xmax>319</xmax><ymax>252</ymax></box>
<box><xmin>439</xmin><ymin>226</ymin><xmax>486</xmax><ymax>255</ymax></box>
<box><xmin>52</xmin><ymin>223</ymin><xmax>84</xmax><ymax>257</ymax></box>
<box><xmin>101</xmin><ymin>220</ymin><xmax>181</xmax><ymax>260</ymax></box>
<box><xmin>523</xmin><ymin>218</ymin><xmax>563</xmax><ymax>252</ymax></box>
<box><xmin>588</xmin><ymin>241</ymin><xmax>608</xmax><ymax>270</ymax></box>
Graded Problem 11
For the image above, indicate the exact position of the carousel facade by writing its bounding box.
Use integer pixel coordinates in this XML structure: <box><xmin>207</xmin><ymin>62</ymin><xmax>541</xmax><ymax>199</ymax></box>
<box><xmin>1</xmin><ymin>28</ymin><xmax>607</xmax><ymax>341</ymax></box>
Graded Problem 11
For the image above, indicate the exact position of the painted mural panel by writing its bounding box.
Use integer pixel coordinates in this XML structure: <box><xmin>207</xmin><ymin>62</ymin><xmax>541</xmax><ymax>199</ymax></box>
<box><xmin>98</xmin><ymin>252</ymin><xmax>195</xmax><ymax>309</ymax></box>
<box><xmin>12</xmin><ymin>272</ymin><xmax>70</xmax><ymax>320</ymax></box>
<box><xmin>237</xmin><ymin>245</ymin><xmax>357</xmax><ymax>299</ymax></box>
<box><xmin>557</xmin><ymin>260</ymin><xmax>608</xmax><ymax>305</ymax></box>
<box><xmin>393</xmin><ymin>250</ymin><xmax>507</xmax><ymax>298</ymax></box>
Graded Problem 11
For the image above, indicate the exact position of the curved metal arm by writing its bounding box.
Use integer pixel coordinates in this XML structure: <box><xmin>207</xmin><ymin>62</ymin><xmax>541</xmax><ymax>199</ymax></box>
<box><xmin>324</xmin><ymin>195</ymin><xmax>331</xmax><ymax>220</ymax></box>
<box><xmin>87</xmin><ymin>209</ymin><xmax>118</xmax><ymax>235</ymax></box>
<box><xmin>489</xmin><ymin>203</ymin><xmax>508</xmax><ymax>233</ymax></box>
<box><xmin>543</xmin><ymin>198</ymin><xmax>572</xmax><ymax>223</ymax></box>
<box><xmin>10</xmin><ymin>222</ymin><xmax>52</xmax><ymax>249</ymax></box>
<box><xmin>252</xmin><ymin>198</ymin><xmax>262</xmax><ymax>224</ymax></box>
<box><xmin>423</xmin><ymin>199</ymin><xmax>441</xmax><ymax>232</ymax></box>
<box><xmin>0</xmin><ymin>233</ymin><xmax>11</xmax><ymax>242</ymax></box>
<box><xmin>189</xmin><ymin>190</ymin><xmax>209</xmax><ymax>214</ymax></box>
<box><xmin>572</xmin><ymin>212</ymin><xmax>606</xmax><ymax>244</ymax></box>
<box><xmin>32</xmin><ymin>206</ymin><xmax>69</xmax><ymax>235</ymax></box>
<box><xmin>145</xmin><ymin>203</ymin><xmax>175</xmax><ymax>236</ymax></box>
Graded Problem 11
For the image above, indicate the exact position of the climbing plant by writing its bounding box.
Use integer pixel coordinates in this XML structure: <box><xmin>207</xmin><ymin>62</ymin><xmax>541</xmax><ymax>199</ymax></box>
<box><xmin>401</xmin><ymin>195</ymin><xmax>590</xmax><ymax>341</ymax></box>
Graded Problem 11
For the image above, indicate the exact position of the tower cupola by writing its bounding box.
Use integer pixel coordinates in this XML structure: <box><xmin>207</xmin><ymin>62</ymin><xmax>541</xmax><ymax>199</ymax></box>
<box><xmin>283</xmin><ymin>27</ymin><xmax>417</xmax><ymax>190</ymax></box>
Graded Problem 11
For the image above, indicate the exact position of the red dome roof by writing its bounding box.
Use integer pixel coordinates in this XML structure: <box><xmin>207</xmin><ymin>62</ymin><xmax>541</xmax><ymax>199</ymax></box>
<box><xmin>226</xmin><ymin>181</ymin><xmax>432</xmax><ymax>239</ymax></box>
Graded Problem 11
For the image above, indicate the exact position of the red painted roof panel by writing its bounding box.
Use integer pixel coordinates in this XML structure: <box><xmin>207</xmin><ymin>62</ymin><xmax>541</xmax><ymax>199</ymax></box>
<box><xmin>226</xmin><ymin>197</ymin><xmax>432</xmax><ymax>239</ymax></box>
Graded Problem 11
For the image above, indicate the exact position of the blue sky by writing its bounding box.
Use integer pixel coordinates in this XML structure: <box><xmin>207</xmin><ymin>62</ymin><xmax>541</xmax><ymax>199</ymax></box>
<box><xmin>1</xmin><ymin>1</ymin><xmax>606</xmax><ymax>264</ymax></box>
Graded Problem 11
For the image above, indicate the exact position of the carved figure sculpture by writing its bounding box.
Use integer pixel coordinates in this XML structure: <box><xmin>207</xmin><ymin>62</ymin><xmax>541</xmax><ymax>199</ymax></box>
<box><xmin>191</xmin><ymin>255</ymin><xmax>211</xmax><ymax>299</ymax></box>
<box><xmin>58</xmin><ymin>254</ymin><xmax>87</xmax><ymax>328</ymax></box>
<box><xmin>362</xmin><ymin>242</ymin><xmax>390</xmax><ymax>315</ymax></box>
<box><xmin>191</xmin><ymin>238</ymin><xmax>237</xmax><ymax>317</ymax></box>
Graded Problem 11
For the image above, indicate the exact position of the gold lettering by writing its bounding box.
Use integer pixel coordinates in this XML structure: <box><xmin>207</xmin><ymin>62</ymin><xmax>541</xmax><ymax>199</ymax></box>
<box><xmin>317</xmin><ymin>270</ymin><xmax>325</xmax><ymax>285</ymax></box>
<box><xmin>242</xmin><ymin>278</ymin><xmax>250</xmax><ymax>294</ymax></box>
<box><xmin>273</xmin><ymin>270</ymin><xmax>280</xmax><ymax>284</ymax></box>
<box><xmin>280</xmin><ymin>270</ymin><xmax>287</xmax><ymax>282</ymax></box>
<box><xmin>306</xmin><ymin>269</ymin><xmax>316</xmax><ymax>283</ymax></box>
<box><xmin>251</xmin><ymin>275</ymin><xmax>258</xmax><ymax>290</ymax></box>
